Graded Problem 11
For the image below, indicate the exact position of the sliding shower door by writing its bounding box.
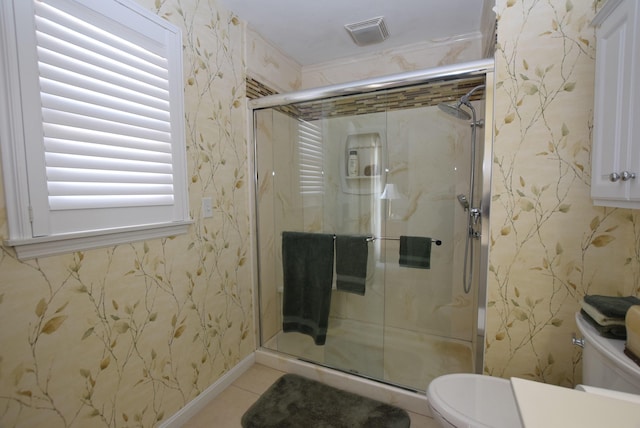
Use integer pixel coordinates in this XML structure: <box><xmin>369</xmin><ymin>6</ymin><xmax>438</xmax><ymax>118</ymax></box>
<box><xmin>254</xmin><ymin>75</ymin><xmax>488</xmax><ymax>392</ymax></box>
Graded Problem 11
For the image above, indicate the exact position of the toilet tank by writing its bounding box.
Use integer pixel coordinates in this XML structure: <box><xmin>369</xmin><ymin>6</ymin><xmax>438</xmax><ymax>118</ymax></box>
<box><xmin>576</xmin><ymin>312</ymin><xmax>640</xmax><ymax>394</ymax></box>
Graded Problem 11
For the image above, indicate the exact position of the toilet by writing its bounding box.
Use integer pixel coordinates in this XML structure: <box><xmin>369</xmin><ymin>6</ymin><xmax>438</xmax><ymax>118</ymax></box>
<box><xmin>427</xmin><ymin>373</ymin><xmax>522</xmax><ymax>428</ymax></box>
<box><xmin>426</xmin><ymin>312</ymin><xmax>640</xmax><ymax>428</ymax></box>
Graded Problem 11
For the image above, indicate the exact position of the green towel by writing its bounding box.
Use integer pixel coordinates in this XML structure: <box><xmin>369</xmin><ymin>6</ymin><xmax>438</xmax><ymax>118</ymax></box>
<box><xmin>399</xmin><ymin>236</ymin><xmax>432</xmax><ymax>269</ymax></box>
<box><xmin>281</xmin><ymin>231</ymin><xmax>334</xmax><ymax>346</ymax></box>
<box><xmin>583</xmin><ymin>295</ymin><xmax>640</xmax><ymax>321</ymax></box>
<box><xmin>580</xmin><ymin>310</ymin><xmax>627</xmax><ymax>340</ymax></box>
<box><xmin>335</xmin><ymin>235</ymin><xmax>369</xmax><ymax>295</ymax></box>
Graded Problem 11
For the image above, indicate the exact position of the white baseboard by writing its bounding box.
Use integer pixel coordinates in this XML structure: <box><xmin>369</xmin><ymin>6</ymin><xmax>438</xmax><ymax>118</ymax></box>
<box><xmin>159</xmin><ymin>353</ymin><xmax>256</xmax><ymax>428</ymax></box>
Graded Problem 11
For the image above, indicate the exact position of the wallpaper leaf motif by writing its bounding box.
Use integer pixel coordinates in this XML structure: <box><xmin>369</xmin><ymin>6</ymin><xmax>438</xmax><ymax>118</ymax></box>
<box><xmin>487</xmin><ymin>0</ymin><xmax>640</xmax><ymax>386</ymax></box>
<box><xmin>0</xmin><ymin>0</ymin><xmax>252</xmax><ymax>426</ymax></box>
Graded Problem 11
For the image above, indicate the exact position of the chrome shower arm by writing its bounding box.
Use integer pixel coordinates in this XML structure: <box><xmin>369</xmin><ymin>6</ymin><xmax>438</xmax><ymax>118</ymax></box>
<box><xmin>460</xmin><ymin>84</ymin><xmax>486</xmax><ymax>106</ymax></box>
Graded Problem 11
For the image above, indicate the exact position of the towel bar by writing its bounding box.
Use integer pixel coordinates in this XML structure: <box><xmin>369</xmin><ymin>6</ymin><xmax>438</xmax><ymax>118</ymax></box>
<box><xmin>364</xmin><ymin>236</ymin><xmax>442</xmax><ymax>246</ymax></box>
<box><xmin>282</xmin><ymin>232</ymin><xmax>443</xmax><ymax>247</ymax></box>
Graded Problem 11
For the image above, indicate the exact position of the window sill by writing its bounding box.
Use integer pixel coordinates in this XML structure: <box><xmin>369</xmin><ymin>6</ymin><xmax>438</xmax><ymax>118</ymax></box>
<box><xmin>5</xmin><ymin>220</ymin><xmax>193</xmax><ymax>260</ymax></box>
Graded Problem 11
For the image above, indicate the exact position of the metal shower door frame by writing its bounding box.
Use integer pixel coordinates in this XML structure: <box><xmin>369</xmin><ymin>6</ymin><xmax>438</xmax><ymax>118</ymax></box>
<box><xmin>249</xmin><ymin>58</ymin><xmax>495</xmax><ymax>380</ymax></box>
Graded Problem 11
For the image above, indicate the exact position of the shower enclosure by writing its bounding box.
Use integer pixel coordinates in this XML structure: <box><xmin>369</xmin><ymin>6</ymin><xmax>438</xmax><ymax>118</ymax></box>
<box><xmin>251</xmin><ymin>59</ymin><xmax>494</xmax><ymax>393</ymax></box>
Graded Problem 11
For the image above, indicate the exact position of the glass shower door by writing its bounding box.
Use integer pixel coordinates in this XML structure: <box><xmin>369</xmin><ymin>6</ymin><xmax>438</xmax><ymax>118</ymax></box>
<box><xmin>254</xmin><ymin>76</ymin><xmax>486</xmax><ymax>392</ymax></box>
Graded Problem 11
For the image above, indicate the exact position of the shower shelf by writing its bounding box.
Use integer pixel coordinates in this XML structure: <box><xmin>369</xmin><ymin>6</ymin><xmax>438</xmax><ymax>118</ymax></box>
<box><xmin>348</xmin><ymin>145</ymin><xmax>380</xmax><ymax>150</ymax></box>
<box><xmin>342</xmin><ymin>132</ymin><xmax>384</xmax><ymax>194</ymax></box>
<box><xmin>346</xmin><ymin>175</ymin><xmax>381</xmax><ymax>179</ymax></box>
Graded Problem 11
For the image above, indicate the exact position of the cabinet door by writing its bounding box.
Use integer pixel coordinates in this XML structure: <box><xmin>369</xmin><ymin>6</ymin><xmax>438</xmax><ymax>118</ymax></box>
<box><xmin>626</xmin><ymin>2</ymin><xmax>640</xmax><ymax>201</ymax></box>
<box><xmin>591</xmin><ymin>0</ymin><xmax>635</xmax><ymax>205</ymax></box>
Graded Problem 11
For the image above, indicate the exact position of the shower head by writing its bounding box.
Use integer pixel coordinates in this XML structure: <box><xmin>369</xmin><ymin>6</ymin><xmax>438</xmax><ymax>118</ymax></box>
<box><xmin>438</xmin><ymin>102</ymin><xmax>472</xmax><ymax>120</ymax></box>
<box><xmin>457</xmin><ymin>194</ymin><xmax>470</xmax><ymax>210</ymax></box>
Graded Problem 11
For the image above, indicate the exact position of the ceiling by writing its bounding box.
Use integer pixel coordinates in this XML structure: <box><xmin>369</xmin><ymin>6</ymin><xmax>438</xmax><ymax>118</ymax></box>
<box><xmin>216</xmin><ymin>0</ymin><xmax>488</xmax><ymax>66</ymax></box>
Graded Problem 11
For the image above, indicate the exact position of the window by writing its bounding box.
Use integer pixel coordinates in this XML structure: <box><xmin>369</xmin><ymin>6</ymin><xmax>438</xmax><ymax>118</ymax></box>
<box><xmin>298</xmin><ymin>120</ymin><xmax>324</xmax><ymax>195</ymax></box>
<box><xmin>0</xmin><ymin>0</ymin><xmax>190</xmax><ymax>259</ymax></box>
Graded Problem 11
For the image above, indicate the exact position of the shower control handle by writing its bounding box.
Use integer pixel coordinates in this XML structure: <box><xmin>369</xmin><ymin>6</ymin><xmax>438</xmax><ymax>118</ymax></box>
<box><xmin>470</xmin><ymin>207</ymin><xmax>481</xmax><ymax>224</ymax></box>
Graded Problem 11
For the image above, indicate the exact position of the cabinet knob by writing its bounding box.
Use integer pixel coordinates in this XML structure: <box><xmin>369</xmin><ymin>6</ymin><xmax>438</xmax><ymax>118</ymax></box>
<box><xmin>609</xmin><ymin>172</ymin><xmax>621</xmax><ymax>182</ymax></box>
<box><xmin>621</xmin><ymin>171</ymin><xmax>636</xmax><ymax>181</ymax></box>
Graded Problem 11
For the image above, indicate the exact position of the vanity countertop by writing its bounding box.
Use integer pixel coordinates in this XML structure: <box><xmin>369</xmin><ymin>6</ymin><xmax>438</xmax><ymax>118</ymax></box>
<box><xmin>511</xmin><ymin>377</ymin><xmax>640</xmax><ymax>428</ymax></box>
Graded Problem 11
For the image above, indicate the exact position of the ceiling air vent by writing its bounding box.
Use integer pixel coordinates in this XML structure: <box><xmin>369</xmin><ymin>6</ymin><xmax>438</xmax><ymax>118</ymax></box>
<box><xmin>345</xmin><ymin>16</ymin><xmax>389</xmax><ymax>46</ymax></box>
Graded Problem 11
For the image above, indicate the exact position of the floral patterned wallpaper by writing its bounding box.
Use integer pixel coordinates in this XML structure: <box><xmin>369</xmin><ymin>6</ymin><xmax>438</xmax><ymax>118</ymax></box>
<box><xmin>3</xmin><ymin>1</ymin><xmax>640</xmax><ymax>425</ymax></box>
<box><xmin>486</xmin><ymin>0</ymin><xmax>640</xmax><ymax>386</ymax></box>
<box><xmin>0</xmin><ymin>1</ymin><xmax>253</xmax><ymax>427</ymax></box>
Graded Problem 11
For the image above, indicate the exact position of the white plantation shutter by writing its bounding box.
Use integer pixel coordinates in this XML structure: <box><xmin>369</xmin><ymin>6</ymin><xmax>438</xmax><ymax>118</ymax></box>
<box><xmin>1</xmin><ymin>0</ymin><xmax>190</xmax><ymax>258</ymax></box>
<box><xmin>298</xmin><ymin>120</ymin><xmax>324</xmax><ymax>195</ymax></box>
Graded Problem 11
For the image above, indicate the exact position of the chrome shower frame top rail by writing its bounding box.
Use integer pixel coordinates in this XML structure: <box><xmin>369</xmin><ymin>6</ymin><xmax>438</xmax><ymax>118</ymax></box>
<box><xmin>249</xmin><ymin>58</ymin><xmax>494</xmax><ymax>110</ymax></box>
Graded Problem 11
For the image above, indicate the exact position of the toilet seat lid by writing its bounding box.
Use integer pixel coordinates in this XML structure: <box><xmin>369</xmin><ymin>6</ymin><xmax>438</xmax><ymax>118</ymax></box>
<box><xmin>427</xmin><ymin>374</ymin><xmax>523</xmax><ymax>428</ymax></box>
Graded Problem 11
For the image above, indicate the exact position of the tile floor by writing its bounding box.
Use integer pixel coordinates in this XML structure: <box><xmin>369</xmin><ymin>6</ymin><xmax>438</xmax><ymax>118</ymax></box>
<box><xmin>182</xmin><ymin>363</ymin><xmax>439</xmax><ymax>428</ymax></box>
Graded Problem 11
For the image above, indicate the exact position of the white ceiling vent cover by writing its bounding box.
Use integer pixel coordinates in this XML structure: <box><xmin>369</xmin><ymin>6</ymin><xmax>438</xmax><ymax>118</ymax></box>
<box><xmin>345</xmin><ymin>16</ymin><xmax>389</xmax><ymax>46</ymax></box>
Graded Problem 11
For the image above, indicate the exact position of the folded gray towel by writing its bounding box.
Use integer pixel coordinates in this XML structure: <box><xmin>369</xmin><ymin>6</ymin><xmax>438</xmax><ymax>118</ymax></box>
<box><xmin>583</xmin><ymin>295</ymin><xmax>640</xmax><ymax>320</ymax></box>
<box><xmin>580</xmin><ymin>310</ymin><xmax>627</xmax><ymax>340</ymax></box>
<box><xmin>281</xmin><ymin>231</ymin><xmax>334</xmax><ymax>346</ymax></box>
<box><xmin>399</xmin><ymin>236</ymin><xmax>432</xmax><ymax>269</ymax></box>
<box><xmin>335</xmin><ymin>235</ymin><xmax>369</xmax><ymax>295</ymax></box>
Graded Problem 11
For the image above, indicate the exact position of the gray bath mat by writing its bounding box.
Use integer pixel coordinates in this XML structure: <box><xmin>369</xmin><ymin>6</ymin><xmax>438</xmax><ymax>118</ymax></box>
<box><xmin>241</xmin><ymin>374</ymin><xmax>410</xmax><ymax>428</ymax></box>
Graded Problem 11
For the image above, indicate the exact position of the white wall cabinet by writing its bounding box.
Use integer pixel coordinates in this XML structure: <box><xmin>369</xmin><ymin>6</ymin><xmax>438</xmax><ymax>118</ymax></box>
<box><xmin>591</xmin><ymin>0</ymin><xmax>640</xmax><ymax>208</ymax></box>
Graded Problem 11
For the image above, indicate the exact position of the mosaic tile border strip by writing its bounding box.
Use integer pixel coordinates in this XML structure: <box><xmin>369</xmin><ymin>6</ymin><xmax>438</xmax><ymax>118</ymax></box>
<box><xmin>246</xmin><ymin>76</ymin><xmax>485</xmax><ymax>121</ymax></box>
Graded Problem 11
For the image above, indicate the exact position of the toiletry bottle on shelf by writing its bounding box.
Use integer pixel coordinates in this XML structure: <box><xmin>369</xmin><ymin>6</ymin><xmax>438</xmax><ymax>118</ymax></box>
<box><xmin>348</xmin><ymin>150</ymin><xmax>359</xmax><ymax>177</ymax></box>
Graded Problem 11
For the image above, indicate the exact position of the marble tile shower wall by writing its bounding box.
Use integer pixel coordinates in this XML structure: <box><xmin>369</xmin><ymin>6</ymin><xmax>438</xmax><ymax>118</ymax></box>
<box><xmin>255</xmin><ymin>103</ymin><xmax>480</xmax><ymax>353</ymax></box>
<box><xmin>255</xmin><ymin>109</ymin><xmax>302</xmax><ymax>342</ymax></box>
<box><xmin>323</xmin><ymin>109</ymin><xmax>475</xmax><ymax>340</ymax></box>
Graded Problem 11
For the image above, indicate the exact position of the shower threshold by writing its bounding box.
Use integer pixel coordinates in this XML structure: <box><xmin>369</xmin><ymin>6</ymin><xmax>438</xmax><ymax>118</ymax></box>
<box><xmin>264</xmin><ymin>317</ymin><xmax>474</xmax><ymax>392</ymax></box>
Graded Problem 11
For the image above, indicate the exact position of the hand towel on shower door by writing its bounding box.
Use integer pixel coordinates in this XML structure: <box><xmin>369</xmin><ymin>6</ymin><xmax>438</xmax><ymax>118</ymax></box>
<box><xmin>281</xmin><ymin>231</ymin><xmax>335</xmax><ymax>346</ymax></box>
<box><xmin>335</xmin><ymin>234</ymin><xmax>369</xmax><ymax>295</ymax></box>
<box><xmin>399</xmin><ymin>236</ymin><xmax>432</xmax><ymax>269</ymax></box>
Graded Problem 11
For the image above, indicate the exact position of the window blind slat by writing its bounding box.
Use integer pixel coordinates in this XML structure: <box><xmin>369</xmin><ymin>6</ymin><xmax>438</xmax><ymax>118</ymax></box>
<box><xmin>46</xmin><ymin>167</ymin><xmax>174</xmax><ymax>184</ymax></box>
<box><xmin>48</xmin><ymin>195</ymin><xmax>174</xmax><ymax>210</ymax></box>
<box><xmin>48</xmin><ymin>182</ymin><xmax>173</xmax><ymax>196</ymax></box>
<box><xmin>44</xmin><ymin>124</ymin><xmax>172</xmax><ymax>154</ymax></box>
<box><xmin>42</xmin><ymin>109</ymin><xmax>172</xmax><ymax>143</ymax></box>
<box><xmin>45</xmin><ymin>153</ymin><xmax>173</xmax><ymax>174</ymax></box>
<box><xmin>44</xmin><ymin>138</ymin><xmax>172</xmax><ymax>164</ymax></box>
<box><xmin>41</xmin><ymin>93</ymin><xmax>171</xmax><ymax>133</ymax></box>
<box><xmin>298</xmin><ymin>149</ymin><xmax>323</xmax><ymax>159</ymax></box>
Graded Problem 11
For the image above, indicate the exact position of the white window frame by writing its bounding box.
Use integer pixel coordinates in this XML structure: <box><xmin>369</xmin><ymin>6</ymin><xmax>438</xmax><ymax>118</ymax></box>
<box><xmin>0</xmin><ymin>0</ymin><xmax>191</xmax><ymax>259</ymax></box>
